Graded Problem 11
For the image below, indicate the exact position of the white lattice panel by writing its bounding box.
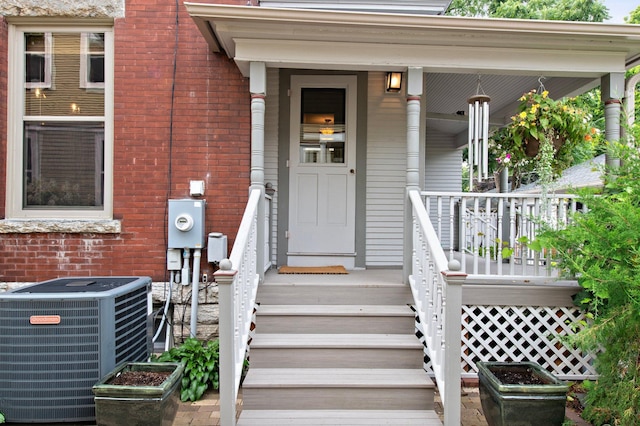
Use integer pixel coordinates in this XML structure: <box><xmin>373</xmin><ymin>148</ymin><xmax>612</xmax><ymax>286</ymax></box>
<box><xmin>416</xmin><ymin>305</ymin><xmax>597</xmax><ymax>380</ymax></box>
<box><xmin>460</xmin><ymin>305</ymin><xmax>597</xmax><ymax>379</ymax></box>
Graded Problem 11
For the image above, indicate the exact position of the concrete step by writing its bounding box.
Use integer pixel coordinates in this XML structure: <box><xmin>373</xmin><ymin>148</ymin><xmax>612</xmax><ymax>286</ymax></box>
<box><xmin>241</xmin><ymin>368</ymin><xmax>435</xmax><ymax>411</ymax></box>
<box><xmin>255</xmin><ymin>304</ymin><xmax>416</xmax><ymax>334</ymax></box>
<box><xmin>256</xmin><ymin>283</ymin><xmax>413</xmax><ymax>306</ymax></box>
<box><xmin>249</xmin><ymin>333</ymin><xmax>423</xmax><ymax>368</ymax></box>
<box><xmin>237</xmin><ymin>409</ymin><xmax>442</xmax><ymax>425</ymax></box>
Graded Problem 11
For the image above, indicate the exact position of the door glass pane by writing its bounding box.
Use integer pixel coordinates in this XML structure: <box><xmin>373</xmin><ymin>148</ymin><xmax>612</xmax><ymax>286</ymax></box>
<box><xmin>299</xmin><ymin>88</ymin><xmax>346</xmax><ymax>164</ymax></box>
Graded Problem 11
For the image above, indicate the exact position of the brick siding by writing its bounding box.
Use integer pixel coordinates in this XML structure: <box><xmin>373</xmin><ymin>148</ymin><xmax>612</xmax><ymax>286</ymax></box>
<box><xmin>0</xmin><ymin>0</ymin><xmax>251</xmax><ymax>283</ymax></box>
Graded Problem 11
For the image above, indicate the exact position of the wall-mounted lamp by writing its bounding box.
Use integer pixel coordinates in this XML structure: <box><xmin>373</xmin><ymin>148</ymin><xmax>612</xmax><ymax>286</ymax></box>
<box><xmin>385</xmin><ymin>72</ymin><xmax>403</xmax><ymax>93</ymax></box>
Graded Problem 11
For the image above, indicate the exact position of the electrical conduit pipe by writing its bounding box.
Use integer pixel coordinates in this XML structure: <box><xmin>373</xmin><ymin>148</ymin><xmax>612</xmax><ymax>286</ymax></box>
<box><xmin>190</xmin><ymin>248</ymin><xmax>201</xmax><ymax>338</ymax></box>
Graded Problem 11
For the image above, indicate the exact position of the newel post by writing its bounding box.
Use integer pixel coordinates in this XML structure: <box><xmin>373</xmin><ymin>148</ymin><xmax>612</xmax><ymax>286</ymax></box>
<box><xmin>442</xmin><ymin>259</ymin><xmax>466</xmax><ymax>426</ymax></box>
<box><xmin>215</xmin><ymin>259</ymin><xmax>238</xmax><ymax>426</ymax></box>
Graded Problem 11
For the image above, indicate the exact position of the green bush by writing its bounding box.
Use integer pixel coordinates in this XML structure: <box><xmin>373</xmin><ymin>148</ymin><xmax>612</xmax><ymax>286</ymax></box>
<box><xmin>536</xmin><ymin>125</ymin><xmax>640</xmax><ymax>425</ymax></box>
<box><xmin>153</xmin><ymin>338</ymin><xmax>219</xmax><ymax>402</ymax></box>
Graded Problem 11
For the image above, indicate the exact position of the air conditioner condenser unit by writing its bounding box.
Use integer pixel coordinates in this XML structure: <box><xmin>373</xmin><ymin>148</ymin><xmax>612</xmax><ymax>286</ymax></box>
<box><xmin>0</xmin><ymin>276</ymin><xmax>152</xmax><ymax>423</ymax></box>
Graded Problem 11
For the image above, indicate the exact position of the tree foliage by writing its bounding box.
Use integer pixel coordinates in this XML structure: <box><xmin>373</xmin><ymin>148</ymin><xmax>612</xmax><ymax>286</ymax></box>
<box><xmin>626</xmin><ymin>5</ymin><xmax>640</xmax><ymax>24</ymax></box>
<box><xmin>535</xmin><ymin>125</ymin><xmax>640</xmax><ymax>425</ymax></box>
<box><xmin>447</xmin><ymin>0</ymin><xmax>609</xmax><ymax>22</ymax></box>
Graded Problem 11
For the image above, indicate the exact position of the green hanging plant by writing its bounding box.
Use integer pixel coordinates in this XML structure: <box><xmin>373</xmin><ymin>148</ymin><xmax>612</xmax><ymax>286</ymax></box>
<box><xmin>489</xmin><ymin>89</ymin><xmax>597</xmax><ymax>190</ymax></box>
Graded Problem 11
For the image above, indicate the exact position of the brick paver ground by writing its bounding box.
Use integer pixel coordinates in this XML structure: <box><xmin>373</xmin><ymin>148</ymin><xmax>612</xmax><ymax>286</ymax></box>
<box><xmin>172</xmin><ymin>386</ymin><xmax>592</xmax><ymax>425</ymax></box>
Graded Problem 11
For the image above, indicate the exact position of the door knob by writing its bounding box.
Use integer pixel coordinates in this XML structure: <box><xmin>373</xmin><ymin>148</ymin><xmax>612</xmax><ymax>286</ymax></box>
<box><xmin>350</xmin><ymin>169</ymin><xmax>355</xmax><ymax>174</ymax></box>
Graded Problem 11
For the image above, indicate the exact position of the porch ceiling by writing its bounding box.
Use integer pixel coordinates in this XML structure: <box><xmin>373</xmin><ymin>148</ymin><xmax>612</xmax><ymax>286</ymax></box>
<box><xmin>185</xmin><ymin>3</ymin><xmax>640</xmax><ymax>136</ymax></box>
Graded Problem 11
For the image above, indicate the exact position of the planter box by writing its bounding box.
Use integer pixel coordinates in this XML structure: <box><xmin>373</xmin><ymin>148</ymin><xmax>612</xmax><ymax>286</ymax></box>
<box><xmin>477</xmin><ymin>361</ymin><xmax>569</xmax><ymax>426</ymax></box>
<box><xmin>92</xmin><ymin>362</ymin><xmax>184</xmax><ymax>426</ymax></box>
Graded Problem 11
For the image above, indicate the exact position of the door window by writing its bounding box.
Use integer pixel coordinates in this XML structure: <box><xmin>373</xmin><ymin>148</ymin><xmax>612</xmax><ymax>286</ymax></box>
<box><xmin>299</xmin><ymin>88</ymin><xmax>346</xmax><ymax>164</ymax></box>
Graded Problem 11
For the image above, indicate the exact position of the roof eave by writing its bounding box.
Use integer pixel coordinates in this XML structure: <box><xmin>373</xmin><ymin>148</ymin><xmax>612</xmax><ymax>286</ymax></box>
<box><xmin>185</xmin><ymin>3</ymin><xmax>640</xmax><ymax>75</ymax></box>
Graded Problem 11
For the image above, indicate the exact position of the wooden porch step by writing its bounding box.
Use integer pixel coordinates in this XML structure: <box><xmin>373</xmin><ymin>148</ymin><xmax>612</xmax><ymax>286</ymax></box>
<box><xmin>257</xmin><ymin>283</ymin><xmax>413</xmax><ymax>305</ymax></box>
<box><xmin>242</xmin><ymin>368</ymin><xmax>435</xmax><ymax>410</ymax></box>
<box><xmin>237</xmin><ymin>409</ymin><xmax>442</xmax><ymax>425</ymax></box>
<box><xmin>249</xmin><ymin>333</ymin><xmax>423</xmax><ymax>368</ymax></box>
<box><xmin>255</xmin><ymin>304</ymin><xmax>416</xmax><ymax>334</ymax></box>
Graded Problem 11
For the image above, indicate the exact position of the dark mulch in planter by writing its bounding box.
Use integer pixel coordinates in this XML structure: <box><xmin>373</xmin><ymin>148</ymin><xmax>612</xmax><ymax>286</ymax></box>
<box><xmin>107</xmin><ymin>371</ymin><xmax>171</xmax><ymax>386</ymax></box>
<box><xmin>491</xmin><ymin>366</ymin><xmax>547</xmax><ymax>385</ymax></box>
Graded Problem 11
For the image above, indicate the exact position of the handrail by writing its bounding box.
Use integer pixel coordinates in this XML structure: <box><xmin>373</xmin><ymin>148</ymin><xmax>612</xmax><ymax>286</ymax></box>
<box><xmin>214</xmin><ymin>188</ymin><xmax>262</xmax><ymax>426</ymax></box>
<box><xmin>408</xmin><ymin>189</ymin><xmax>465</xmax><ymax>426</ymax></box>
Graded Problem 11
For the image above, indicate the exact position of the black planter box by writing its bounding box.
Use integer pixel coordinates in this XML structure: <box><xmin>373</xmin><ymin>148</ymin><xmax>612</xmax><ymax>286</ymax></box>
<box><xmin>477</xmin><ymin>361</ymin><xmax>569</xmax><ymax>426</ymax></box>
<box><xmin>92</xmin><ymin>362</ymin><xmax>184</xmax><ymax>426</ymax></box>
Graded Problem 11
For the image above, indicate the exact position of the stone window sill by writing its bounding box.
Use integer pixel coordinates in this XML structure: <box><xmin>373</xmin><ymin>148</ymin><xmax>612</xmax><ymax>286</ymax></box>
<box><xmin>0</xmin><ymin>219</ymin><xmax>121</xmax><ymax>234</ymax></box>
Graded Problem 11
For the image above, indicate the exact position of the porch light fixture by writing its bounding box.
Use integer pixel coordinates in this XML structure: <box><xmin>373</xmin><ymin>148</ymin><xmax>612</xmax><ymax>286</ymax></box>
<box><xmin>467</xmin><ymin>76</ymin><xmax>491</xmax><ymax>188</ymax></box>
<box><xmin>385</xmin><ymin>72</ymin><xmax>402</xmax><ymax>93</ymax></box>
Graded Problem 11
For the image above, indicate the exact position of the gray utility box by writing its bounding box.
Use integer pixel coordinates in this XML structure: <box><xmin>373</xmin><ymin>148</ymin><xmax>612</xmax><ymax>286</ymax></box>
<box><xmin>168</xmin><ymin>199</ymin><xmax>206</xmax><ymax>249</ymax></box>
<box><xmin>0</xmin><ymin>276</ymin><xmax>152</xmax><ymax>423</ymax></box>
<box><xmin>207</xmin><ymin>232</ymin><xmax>228</xmax><ymax>263</ymax></box>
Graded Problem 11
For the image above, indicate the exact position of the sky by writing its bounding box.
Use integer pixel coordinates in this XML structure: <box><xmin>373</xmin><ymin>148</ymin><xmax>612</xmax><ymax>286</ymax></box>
<box><xmin>603</xmin><ymin>0</ymin><xmax>639</xmax><ymax>23</ymax></box>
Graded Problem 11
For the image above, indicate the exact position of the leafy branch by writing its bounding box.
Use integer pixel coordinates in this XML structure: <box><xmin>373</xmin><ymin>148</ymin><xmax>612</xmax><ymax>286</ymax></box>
<box><xmin>153</xmin><ymin>338</ymin><xmax>220</xmax><ymax>402</ymax></box>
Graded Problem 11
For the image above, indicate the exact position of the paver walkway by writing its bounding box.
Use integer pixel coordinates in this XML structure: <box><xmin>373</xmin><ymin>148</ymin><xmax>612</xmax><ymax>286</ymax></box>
<box><xmin>172</xmin><ymin>386</ymin><xmax>592</xmax><ymax>425</ymax></box>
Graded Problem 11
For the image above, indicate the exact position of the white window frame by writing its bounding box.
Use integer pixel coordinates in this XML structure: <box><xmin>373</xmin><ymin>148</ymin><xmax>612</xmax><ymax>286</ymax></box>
<box><xmin>80</xmin><ymin>32</ymin><xmax>105</xmax><ymax>89</ymax></box>
<box><xmin>24</xmin><ymin>32</ymin><xmax>52</xmax><ymax>89</ymax></box>
<box><xmin>6</xmin><ymin>23</ymin><xmax>114</xmax><ymax>220</ymax></box>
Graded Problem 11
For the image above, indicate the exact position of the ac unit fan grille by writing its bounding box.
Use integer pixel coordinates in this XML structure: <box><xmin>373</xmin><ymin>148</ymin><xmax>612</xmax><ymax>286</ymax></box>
<box><xmin>0</xmin><ymin>299</ymin><xmax>100</xmax><ymax>422</ymax></box>
<box><xmin>0</xmin><ymin>277</ymin><xmax>151</xmax><ymax>423</ymax></box>
<box><xmin>114</xmin><ymin>286</ymin><xmax>150</xmax><ymax>364</ymax></box>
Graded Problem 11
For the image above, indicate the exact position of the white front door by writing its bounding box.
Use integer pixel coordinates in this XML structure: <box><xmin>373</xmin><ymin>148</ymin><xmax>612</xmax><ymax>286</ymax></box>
<box><xmin>287</xmin><ymin>75</ymin><xmax>357</xmax><ymax>268</ymax></box>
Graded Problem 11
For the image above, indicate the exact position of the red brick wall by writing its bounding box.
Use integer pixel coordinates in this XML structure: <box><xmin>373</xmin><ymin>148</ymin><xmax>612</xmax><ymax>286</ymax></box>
<box><xmin>0</xmin><ymin>0</ymin><xmax>251</xmax><ymax>283</ymax></box>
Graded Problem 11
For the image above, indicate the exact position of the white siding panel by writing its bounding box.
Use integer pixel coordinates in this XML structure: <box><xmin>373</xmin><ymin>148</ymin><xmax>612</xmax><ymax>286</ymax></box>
<box><xmin>366</xmin><ymin>72</ymin><xmax>406</xmax><ymax>267</ymax></box>
<box><xmin>424</xmin><ymin>129</ymin><xmax>462</xmax><ymax>250</ymax></box>
<box><xmin>265</xmin><ymin>68</ymin><xmax>280</xmax><ymax>266</ymax></box>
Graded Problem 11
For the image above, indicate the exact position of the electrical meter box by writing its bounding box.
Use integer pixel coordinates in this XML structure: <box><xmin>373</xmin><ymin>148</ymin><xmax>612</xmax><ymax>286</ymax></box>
<box><xmin>168</xmin><ymin>199</ymin><xmax>206</xmax><ymax>249</ymax></box>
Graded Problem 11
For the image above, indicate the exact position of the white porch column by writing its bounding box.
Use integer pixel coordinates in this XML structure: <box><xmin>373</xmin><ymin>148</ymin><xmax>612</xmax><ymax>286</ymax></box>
<box><xmin>404</xmin><ymin>67</ymin><xmax>424</xmax><ymax>283</ymax></box>
<box><xmin>602</xmin><ymin>72</ymin><xmax>625</xmax><ymax>169</ymax></box>
<box><xmin>250</xmin><ymin>62</ymin><xmax>266</xmax><ymax>279</ymax></box>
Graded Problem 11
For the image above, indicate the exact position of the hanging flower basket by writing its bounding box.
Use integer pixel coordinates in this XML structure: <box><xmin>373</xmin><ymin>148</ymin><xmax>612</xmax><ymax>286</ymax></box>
<box><xmin>488</xmin><ymin>89</ymin><xmax>596</xmax><ymax>189</ymax></box>
<box><xmin>524</xmin><ymin>134</ymin><xmax>566</xmax><ymax>158</ymax></box>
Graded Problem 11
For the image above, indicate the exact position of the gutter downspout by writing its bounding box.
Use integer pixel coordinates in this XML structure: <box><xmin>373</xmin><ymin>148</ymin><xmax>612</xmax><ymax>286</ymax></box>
<box><xmin>623</xmin><ymin>73</ymin><xmax>640</xmax><ymax>138</ymax></box>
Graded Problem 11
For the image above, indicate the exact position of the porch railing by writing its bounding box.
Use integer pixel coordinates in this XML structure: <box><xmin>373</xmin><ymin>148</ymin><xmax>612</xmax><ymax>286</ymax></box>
<box><xmin>214</xmin><ymin>188</ymin><xmax>263</xmax><ymax>426</ymax></box>
<box><xmin>410</xmin><ymin>190</ymin><xmax>595</xmax><ymax>426</ymax></box>
<box><xmin>408</xmin><ymin>189</ymin><xmax>465</xmax><ymax>426</ymax></box>
<box><xmin>422</xmin><ymin>191</ymin><xmax>584</xmax><ymax>277</ymax></box>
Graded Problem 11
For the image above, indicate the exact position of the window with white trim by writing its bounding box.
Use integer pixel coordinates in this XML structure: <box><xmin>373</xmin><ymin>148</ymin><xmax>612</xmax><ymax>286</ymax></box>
<box><xmin>24</xmin><ymin>32</ymin><xmax>51</xmax><ymax>89</ymax></box>
<box><xmin>80</xmin><ymin>32</ymin><xmax>105</xmax><ymax>89</ymax></box>
<box><xmin>6</xmin><ymin>25</ymin><xmax>113</xmax><ymax>219</ymax></box>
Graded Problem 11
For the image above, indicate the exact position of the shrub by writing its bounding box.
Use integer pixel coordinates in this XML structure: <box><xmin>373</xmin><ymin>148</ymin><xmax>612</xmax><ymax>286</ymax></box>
<box><xmin>153</xmin><ymin>338</ymin><xmax>219</xmax><ymax>402</ymax></box>
<box><xmin>536</xmin><ymin>125</ymin><xmax>640</xmax><ymax>425</ymax></box>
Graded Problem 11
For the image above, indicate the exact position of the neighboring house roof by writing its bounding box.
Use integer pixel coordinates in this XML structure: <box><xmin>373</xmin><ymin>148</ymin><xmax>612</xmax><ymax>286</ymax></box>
<box><xmin>257</xmin><ymin>0</ymin><xmax>453</xmax><ymax>15</ymax></box>
<box><xmin>515</xmin><ymin>154</ymin><xmax>605</xmax><ymax>194</ymax></box>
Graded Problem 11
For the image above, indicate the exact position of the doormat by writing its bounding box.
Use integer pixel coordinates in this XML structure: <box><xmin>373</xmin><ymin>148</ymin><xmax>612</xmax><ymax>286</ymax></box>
<box><xmin>278</xmin><ymin>265</ymin><xmax>348</xmax><ymax>274</ymax></box>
